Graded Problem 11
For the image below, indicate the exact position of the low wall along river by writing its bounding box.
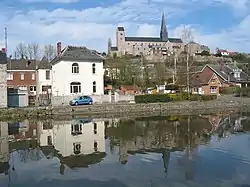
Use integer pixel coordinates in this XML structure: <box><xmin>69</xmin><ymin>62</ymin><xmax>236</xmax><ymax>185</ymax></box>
<box><xmin>0</xmin><ymin>96</ymin><xmax>250</xmax><ymax>120</ymax></box>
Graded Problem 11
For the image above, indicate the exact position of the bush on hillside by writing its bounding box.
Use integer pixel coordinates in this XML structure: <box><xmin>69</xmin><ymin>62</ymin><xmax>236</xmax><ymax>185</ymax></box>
<box><xmin>189</xmin><ymin>94</ymin><xmax>217</xmax><ymax>101</ymax></box>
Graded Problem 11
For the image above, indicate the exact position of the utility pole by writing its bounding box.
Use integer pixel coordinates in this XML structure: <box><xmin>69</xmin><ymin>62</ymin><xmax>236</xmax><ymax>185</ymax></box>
<box><xmin>4</xmin><ymin>26</ymin><xmax>7</xmax><ymax>55</ymax></box>
<box><xmin>187</xmin><ymin>54</ymin><xmax>190</xmax><ymax>99</ymax></box>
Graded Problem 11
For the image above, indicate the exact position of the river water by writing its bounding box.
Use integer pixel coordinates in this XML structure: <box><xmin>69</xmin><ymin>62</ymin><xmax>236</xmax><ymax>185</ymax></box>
<box><xmin>0</xmin><ymin>113</ymin><xmax>250</xmax><ymax>187</ymax></box>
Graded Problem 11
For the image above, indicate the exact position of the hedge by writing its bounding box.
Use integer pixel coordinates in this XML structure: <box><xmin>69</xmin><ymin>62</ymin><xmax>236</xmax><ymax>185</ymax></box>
<box><xmin>135</xmin><ymin>94</ymin><xmax>172</xmax><ymax>103</ymax></box>
<box><xmin>219</xmin><ymin>87</ymin><xmax>239</xmax><ymax>94</ymax></box>
<box><xmin>135</xmin><ymin>93</ymin><xmax>217</xmax><ymax>103</ymax></box>
<box><xmin>235</xmin><ymin>87</ymin><xmax>250</xmax><ymax>97</ymax></box>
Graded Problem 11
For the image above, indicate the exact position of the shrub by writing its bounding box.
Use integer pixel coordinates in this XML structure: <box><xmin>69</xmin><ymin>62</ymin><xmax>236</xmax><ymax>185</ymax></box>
<box><xmin>220</xmin><ymin>87</ymin><xmax>239</xmax><ymax>94</ymax></box>
<box><xmin>236</xmin><ymin>87</ymin><xmax>250</xmax><ymax>97</ymax></box>
<box><xmin>135</xmin><ymin>94</ymin><xmax>172</xmax><ymax>103</ymax></box>
<box><xmin>190</xmin><ymin>94</ymin><xmax>217</xmax><ymax>101</ymax></box>
<box><xmin>168</xmin><ymin>92</ymin><xmax>189</xmax><ymax>101</ymax></box>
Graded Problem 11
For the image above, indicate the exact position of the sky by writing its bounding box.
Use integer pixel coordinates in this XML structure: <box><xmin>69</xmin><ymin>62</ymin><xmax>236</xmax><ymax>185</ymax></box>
<box><xmin>1</xmin><ymin>0</ymin><xmax>250</xmax><ymax>56</ymax></box>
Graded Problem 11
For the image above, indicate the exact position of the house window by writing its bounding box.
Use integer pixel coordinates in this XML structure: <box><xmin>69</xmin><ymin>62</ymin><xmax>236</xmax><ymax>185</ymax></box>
<box><xmin>46</xmin><ymin>70</ymin><xmax>50</xmax><ymax>80</ymax></box>
<box><xmin>210</xmin><ymin>86</ymin><xmax>217</xmax><ymax>93</ymax></box>
<box><xmin>30</xmin><ymin>86</ymin><xmax>36</xmax><ymax>92</ymax></box>
<box><xmin>92</xmin><ymin>63</ymin><xmax>96</xmax><ymax>74</ymax></box>
<box><xmin>73</xmin><ymin>143</ymin><xmax>81</xmax><ymax>155</ymax></box>
<box><xmin>19</xmin><ymin>86</ymin><xmax>27</xmax><ymax>90</ymax></box>
<box><xmin>71</xmin><ymin>124</ymin><xmax>82</xmax><ymax>136</ymax></box>
<box><xmin>93</xmin><ymin>81</ymin><xmax>96</xmax><ymax>93</ymax></box>
<box><xmin>32</xmin><ymin>73</ymin><xmax>35</xmax><ymax>80</ymax></box>
<box><xmin>94</xmin><ymin>141</ymin><xmax>98</xmax><ymax>152</ymax></box>
<box><xmin>47</xmin><ymin>136</ymin><xmax>52</xmax><ymax>145</ymax></box>
<box><xmin>193</xmin><ymin>87</ymin><xmax>198</xmax><ymax>93</ymax></box>
<box><xmin>94</xmin><ymin>123</ymin><xmax>97</xmax><ymax>134</ymax></box>
<box><xmin>72</xmin><ymin>63</ymin><xmax>79</xmax><ymax>74</ymax></box>
<box><xmin>20</xmin><ymin>73</ymin><xmax>24</xmax><ymax>80</ymax></box>
<box><xmin>7</xmin><ymin>73</ymin><xmax>13</xmax><ymax>80</ymax></box>
<box><xmin>70</xmin><ymin>82</ymin><xmax>81</xmax><ymax>93</ymax></box>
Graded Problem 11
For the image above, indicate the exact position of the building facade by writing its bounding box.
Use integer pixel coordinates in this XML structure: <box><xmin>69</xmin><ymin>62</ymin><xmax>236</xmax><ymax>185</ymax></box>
<box><xmin>36</xmin><ymin>58</ymin><xmax>52</xmax><ymax>95</ymax></box>
<box><xmin>184</xmin><ymin>41</ymin><xmax>210</xmax><ymax>55</ymax></box>
<box><xmin>108</xmin><ymin>13</ymin><xmax>184</xmax><ymax>57</ymax></box>
<box><xmin>0</xmin><ymin>48</ymin><xmax>7</xmax><ymax>108</ymax></box>
<box><xmin>7</xmin><ymin>58</ymin><xmax>37</xmax><ymax>95</ymax></box>
<box><xmin>50</xmin><ymin>42</ymin><xmax>105</xmax><ymax>96</ymax></box>
<box><xmin>191</xmin><ymin>64</ymin><xmax>250</xmax><ymax>95</ymax></box>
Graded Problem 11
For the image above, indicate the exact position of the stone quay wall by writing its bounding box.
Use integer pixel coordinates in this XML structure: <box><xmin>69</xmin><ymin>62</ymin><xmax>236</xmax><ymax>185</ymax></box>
<box><xmin>0</xmin><ymin>99</ymin><xmax>249</xmax><ymax>120</ymax></box>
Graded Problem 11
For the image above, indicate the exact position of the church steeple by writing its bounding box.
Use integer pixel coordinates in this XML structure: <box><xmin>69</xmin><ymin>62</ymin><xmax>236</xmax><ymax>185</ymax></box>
<box><xmin>160</xmin><ymin>12</ymin><xmax>168</xmax><ymax>41</ymax></box>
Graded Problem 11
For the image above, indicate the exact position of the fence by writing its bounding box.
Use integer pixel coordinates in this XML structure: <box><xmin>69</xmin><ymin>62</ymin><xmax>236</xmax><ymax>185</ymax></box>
<box><xmin>51</xmin><ymin>93</ymin><xmax>135</xmax><ymax>106</ymax></box>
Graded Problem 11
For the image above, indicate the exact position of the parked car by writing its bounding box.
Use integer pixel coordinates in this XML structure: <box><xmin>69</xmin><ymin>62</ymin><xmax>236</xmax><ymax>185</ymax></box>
<box><xmin>69</xmin><ymin>96</ymin><xmax>93</xmax><ymax>106</ymax></box>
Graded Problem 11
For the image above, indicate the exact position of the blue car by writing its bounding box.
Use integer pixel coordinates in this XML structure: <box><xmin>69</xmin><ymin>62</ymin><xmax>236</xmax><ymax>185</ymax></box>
<box><xmin>69</xmin><ymin>96</ymin><xmax>93</xmax><ymax>106</ymax></box>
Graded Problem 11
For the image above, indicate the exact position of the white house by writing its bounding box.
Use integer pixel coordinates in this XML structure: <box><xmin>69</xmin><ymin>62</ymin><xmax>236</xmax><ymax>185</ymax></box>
<box><xmin>37</xmin><ymin>119</ymin><xmax>106</xmax><ymax>157</ymax></box>
<box><xmin>50</xmin><ymin>42</ymin><xmax>105</xmax><ymax>96</ymax></box>
<box><xmin>36</xmin><ymin>57</ymin><xmax>52</xmax><ymax>95</ymax></box>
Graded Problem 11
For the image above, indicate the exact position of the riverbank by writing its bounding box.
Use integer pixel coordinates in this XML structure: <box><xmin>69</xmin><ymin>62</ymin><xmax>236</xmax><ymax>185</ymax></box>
<box><xmin>0</xmin><ymin>95</ymin><xmax>249</xmax><ymax>120</ymax></box>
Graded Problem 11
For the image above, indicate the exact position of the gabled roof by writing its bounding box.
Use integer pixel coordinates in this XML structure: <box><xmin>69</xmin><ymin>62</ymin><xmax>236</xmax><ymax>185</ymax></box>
<box><xmin>202</xmin><ymin>64</ymin><xmax>249</xmax><ymax>82</ymax></box>
<box><xmin>125</xmin><ymin>37</ymin><xmax>182</xmax><ymax>43</ymax></box>
<box><xmin>7</xmin><ymin>58</ymin><xmax>37</xmax><ymax>70</ymax></box>
<box><xmin>0</xmin><ymin>51</ymin><xmax>7</xmax><ymax>64</ymax></box>
<box><xmin>36</xmin><ymin>57</ymin><xmax>51</xmax><ymax>69</ymax></box>
<box><xmin>50</xmin><ymin>46</ymin><xmax>105</xmax><ymax>64</ymax></box>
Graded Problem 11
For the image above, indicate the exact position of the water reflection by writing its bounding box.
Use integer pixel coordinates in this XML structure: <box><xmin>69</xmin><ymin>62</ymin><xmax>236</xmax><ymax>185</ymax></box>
<box><xmin>0</xmin><ymin>113</ymin><xmax>250</xmax><ymax>186</ymax></box>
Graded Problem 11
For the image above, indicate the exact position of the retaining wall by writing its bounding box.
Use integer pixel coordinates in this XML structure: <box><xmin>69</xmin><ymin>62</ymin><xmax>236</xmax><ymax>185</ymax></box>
<box><xmin>0</xmin><ymin>99</ymin><xmax>249</xmax><ymax>120</ymax></box>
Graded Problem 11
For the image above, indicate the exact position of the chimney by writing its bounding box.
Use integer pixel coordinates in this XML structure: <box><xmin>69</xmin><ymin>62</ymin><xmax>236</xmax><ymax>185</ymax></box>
<box><xmin>57</xmin><ymin>42</ymin><xmax>62</xmax><ymax>56</ymax></box>
<box><xmin>26</xmin><ymin>56</ymin><xmax>28</xmax><ymax>67</ymax></box>
<box><xmin>1</xmin><ymin>48</ymin><xmax>5</xmax><ymax>53</ymax></box>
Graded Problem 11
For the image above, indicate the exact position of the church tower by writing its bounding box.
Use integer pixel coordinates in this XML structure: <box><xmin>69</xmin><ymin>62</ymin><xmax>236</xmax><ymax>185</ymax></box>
<box><xmin>160</xmin><ymin>12</ymin><xmax>168</xmax><ymax>41</ymax></box>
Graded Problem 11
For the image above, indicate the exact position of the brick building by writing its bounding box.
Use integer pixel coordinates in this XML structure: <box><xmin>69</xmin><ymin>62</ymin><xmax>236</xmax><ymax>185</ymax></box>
<box><xmin>7</xmin><ymin>58</ymin><xmax>37</xmax><ymax>95</ymax></box>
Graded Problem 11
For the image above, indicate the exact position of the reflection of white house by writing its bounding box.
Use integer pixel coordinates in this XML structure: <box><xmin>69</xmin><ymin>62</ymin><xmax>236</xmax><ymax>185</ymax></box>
<box><xmin>0</xmin><ymin>122</ymin><xmax>9</xmax><ymax>163</ymax></box>
<box><xmin>37</xmin><ymin>119</ymin><xmax>106</xmax><ymax>157</ymax></box>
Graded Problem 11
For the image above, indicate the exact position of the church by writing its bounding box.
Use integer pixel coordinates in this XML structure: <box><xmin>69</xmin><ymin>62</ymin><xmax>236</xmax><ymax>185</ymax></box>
<box><xmin>108</xmin><ymin>13</ymin><xmax>184</xmax><ymax>57</ymax></box>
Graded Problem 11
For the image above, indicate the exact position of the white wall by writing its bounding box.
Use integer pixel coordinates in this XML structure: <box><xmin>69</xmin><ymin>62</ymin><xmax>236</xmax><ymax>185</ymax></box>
<box><xmin>52</xmin><ymin>60</ymin><xmax>104</xmax><ymax>96</ymax></box>
<box><xmin>0</xmin><ymin>64</ymin><xmax>7</xmax><ymax>108</ymax></box>
<box><xmin>36</xmin><ymin>69</ymin><xmax>52</xmax><ymax>95</ymax></box>
<box><xmin>38</xmin><ymin>119</ymin><xmax>106</xmax><ymax>157</ymax></box>
<box><xmin>0</xmin><ymin>122</ymin><xmax>9</xmax><ymax>162</ymax></box>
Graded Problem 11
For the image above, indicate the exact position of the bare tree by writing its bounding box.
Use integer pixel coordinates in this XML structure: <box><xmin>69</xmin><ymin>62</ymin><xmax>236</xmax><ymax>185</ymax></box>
<box><xmin>15</xmin><ymin>43</ymin><xmax>27</xmax><ymax>58</ymax></box>
<box><xmin>44</xmin><ymin>44</ymin><xmax>56</xmax><ymax>61</ymax></box>
<box><xmin>180</xmin><ymin>26</ymin><xmax>194</xmax><ymax>44</ymax></box>
<box><xmin>27</xmin><ymin>43</ymin><xmax>40</xmax><ymax>60</ymax></box>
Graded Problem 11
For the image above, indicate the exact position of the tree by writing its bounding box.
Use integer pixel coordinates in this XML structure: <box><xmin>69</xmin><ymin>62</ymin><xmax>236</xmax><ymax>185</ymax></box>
<box><xmin>15</xmin><ymin>42</ymin><xmax>27</xmax><ymax>58</ymax></box>
<box><xmin>180</xmin><ymin>26</ymin><xmax>194</xmax><ymax>44</ymax></box>
<box><xmin>44</xmin><ymin>44</ymin><xmax>56</xmax><ymax>61</ymax></box>
<box><xmin>27</xmin><ymin>43</ymin><xmax>40</xmax><ymax>60</ymax></box>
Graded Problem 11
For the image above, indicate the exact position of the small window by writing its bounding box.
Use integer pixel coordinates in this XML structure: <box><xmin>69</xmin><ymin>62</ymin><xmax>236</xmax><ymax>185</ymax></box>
<box><xmin>46</xmin><ymin>70</ymin><xmax>50</xmax><ymax>80</ymax></box>
<box><xmin>210</xmin><ymin>86</ymin><xmax>217</xmax><ymax>93</ymax></box>
<box><xmin>32</xmin><ymin>73</ymin><xmax>35</xmax><ymax>80</ymax></box>
<box><xmin>92</xmin><ymin>63</ymin><xmax>96</xmax><ymax>74</ymax></box>
<box><xmin>47</xmin><ymin>136</ymin><xmax>52</xmax><ymax>145</ymax></box>
<box><xmin>20</xmin><ymin>73</ymin><xmax>24</xmax><ymax>80</ymax></box>
<box><xmin>94</xmin><ymin>123</ymin><xmax>97</xmax><ymax>134</ymax></box>
<box><xmin>93</xmin><ymin>81</ymin><xmax>96</xmax><ymax>93</ymax></box>
<box><xmin>72</xmin><ymin>63</ymin><xmax>79</xmax><ymax>74</ymax></box>
<box><xmin>94</xmin><ymin>141</ymin><xmax>98</xmax><ymax>152</ymax></box>
<box><xmin>7</xmin><ymin>73</ymin><xmax>13</xmax><ymax>80</ymax></box>
<box><xmin>30</xmin><ymin>86</ymin><xmax>36</xmax><ymax>92</ymax></box>
<box><xmin>73</xmin><ymin>143</ymin><xmax>81</xmax><ymax>154</ymax></box>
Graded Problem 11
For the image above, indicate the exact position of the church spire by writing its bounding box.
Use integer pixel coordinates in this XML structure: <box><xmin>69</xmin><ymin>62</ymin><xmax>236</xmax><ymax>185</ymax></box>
<box><xmin>160</xmin><ymin>12</ymin><xmax>168</xmax><ymax>41</ymax></box>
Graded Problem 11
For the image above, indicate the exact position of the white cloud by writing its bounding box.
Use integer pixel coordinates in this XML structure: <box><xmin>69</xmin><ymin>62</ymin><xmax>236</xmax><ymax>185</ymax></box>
<box><xmin>1</xmin><ymin>0</ymin><xmax>250</xmax><ymax>57</ymax></box>
<box><xmin>20</xmin><ymin>0</ymin><xmax>79</xmax><ymax>3</ymax></box>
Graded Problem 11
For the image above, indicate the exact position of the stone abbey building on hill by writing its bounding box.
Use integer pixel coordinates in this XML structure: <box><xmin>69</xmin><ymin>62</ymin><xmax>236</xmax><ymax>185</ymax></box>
<box><xmin>108</xmin><ymin>13</ymin><xmax>184</xmax><ymax>57</ymax></box>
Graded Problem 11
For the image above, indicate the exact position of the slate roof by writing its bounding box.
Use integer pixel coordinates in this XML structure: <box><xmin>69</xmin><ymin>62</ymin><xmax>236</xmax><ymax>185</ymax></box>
<box><xmin>36</xmin><ymin>56</ymin><xmax>52</xmax><ymax>69</ymax></box>
<box><xmin>7</xmin><ymin>58</ymin><xmax>37</xmax><ymax>70</ymax></box>
<box><xmin>50</xmin><ymin>46</ymin><xmax>105</xmax><ymax>64</ymax></box>
<box><xmin>206</xmin><ymin>64</ymin><xmax>249</xmax><ymax>82</ymax></box>
<box><xmin>0</xmin><ymin>51</ymin><xmax>7</xmax><ymax>64</ymax></box>
<box><xmin>125</xmin><ymin>37</ymin><xmax>182</xmax><ymax>43</ymax></box>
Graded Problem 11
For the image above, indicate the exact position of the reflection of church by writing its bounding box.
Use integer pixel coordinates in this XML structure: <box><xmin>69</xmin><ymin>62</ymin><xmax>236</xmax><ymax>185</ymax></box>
<box><xmin>37</xmin><ymin>119</ymin><xmax>106</xmax><ymax>170</ymax></box>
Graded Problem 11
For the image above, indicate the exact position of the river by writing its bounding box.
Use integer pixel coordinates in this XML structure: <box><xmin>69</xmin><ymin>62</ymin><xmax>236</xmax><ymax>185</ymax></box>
<box><xmin>0</xmin><ymin>112</ymin><xmax>250</xmax><ymax>187</ymax></box>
